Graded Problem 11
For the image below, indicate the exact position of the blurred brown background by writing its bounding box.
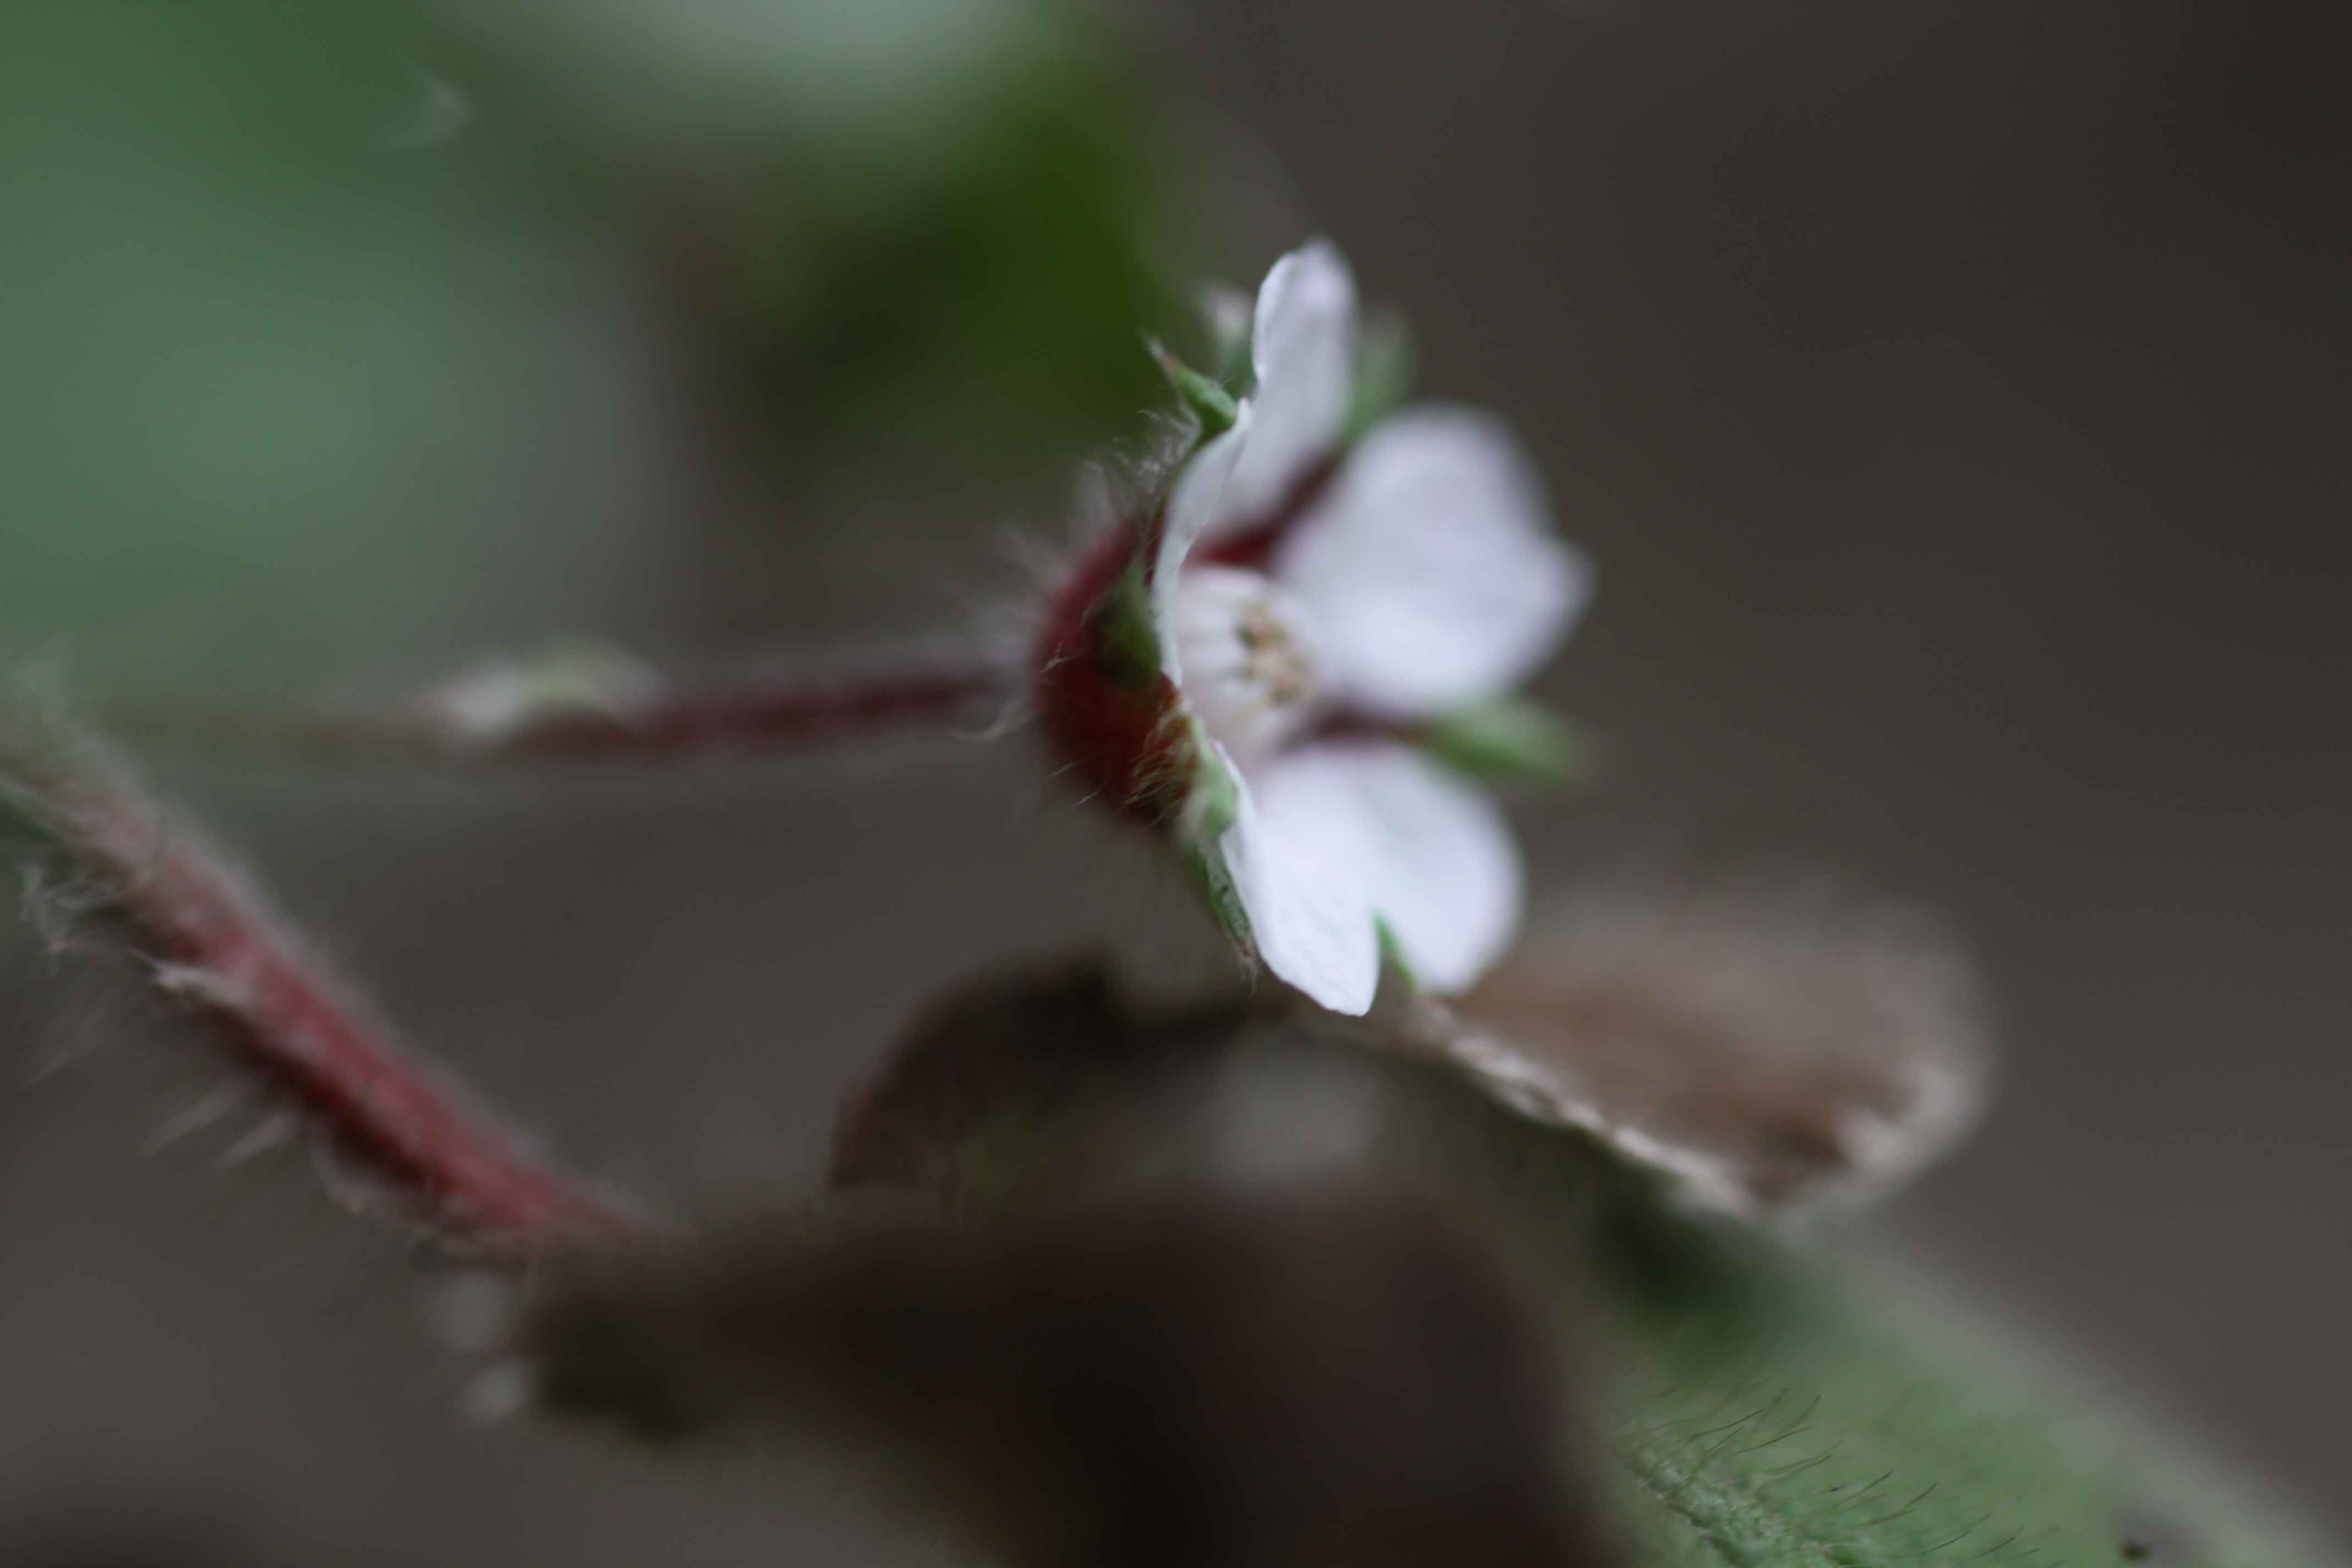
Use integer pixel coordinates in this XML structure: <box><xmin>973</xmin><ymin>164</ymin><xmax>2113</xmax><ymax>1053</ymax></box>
<box><xmin>3</xmin><ymin>0</ymin><xmax>2346</xmax><ymax>1559</ymax></box>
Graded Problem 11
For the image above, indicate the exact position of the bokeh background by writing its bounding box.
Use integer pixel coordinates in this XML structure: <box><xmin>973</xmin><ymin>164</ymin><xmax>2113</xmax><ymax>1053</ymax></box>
<box><xmin>2</xmin><ymin>0</ymin><xmax>2345</xmax><ymax>1558</ymax></box>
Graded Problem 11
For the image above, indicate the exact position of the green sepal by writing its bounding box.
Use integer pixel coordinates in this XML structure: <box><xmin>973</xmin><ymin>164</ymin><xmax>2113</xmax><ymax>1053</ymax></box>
<box><xmin>1342</xmin><ymin>308</ymin><xmax>1414</xmax><ymax>441</ymax></box>
<box><xmin>1373</xmin><ymin>917</ymin><xmax>1419</xmax><ymax>994</ymax></box>
<box><xmin>1147</xmin><ymin>337</ymin><xmax>1239</xmax><ymax>438</ymax></box>
<box><xmin>1418</xmin><ymin>697</ymin><xmax>1599</xmax><ymax>786</ymax></box>
<box><xmin>1184</xmin><ymin>841</ymin><xmax>1253</xmax><ymax>958</ymax></box>
<box><xmin>1174</xmin><ymin>722</ymin><xmax>1253</xmax><ymax>956</ymax></box>
<box><xmin>1175</xmin><ymin>721</ymin><xmax>1239</xmax><ymax>843</ymax></box>
<box><xmin>1087</xmin><ymin>555</ymin><xmax>1162</xmax><ymax>692</ymax></box>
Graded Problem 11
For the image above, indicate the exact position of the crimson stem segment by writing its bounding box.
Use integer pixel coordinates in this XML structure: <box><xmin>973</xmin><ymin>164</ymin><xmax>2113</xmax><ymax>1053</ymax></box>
<box><xmin>104</xmin><ymin>645</ymin><xmax>1012</xmax><ymax>767</ymax></box>
<box><xmin>1</xmin><ymin>690</ymin><xmax>646</xmax><ymax>1254</ymax></box>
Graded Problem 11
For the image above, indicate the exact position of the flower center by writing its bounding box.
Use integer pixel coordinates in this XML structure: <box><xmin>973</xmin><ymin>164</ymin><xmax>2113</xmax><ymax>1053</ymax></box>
<box><xmin>1170</xmin><ymin>566</ymin><xmax>1322</xmax><ymax>764</ymax></box>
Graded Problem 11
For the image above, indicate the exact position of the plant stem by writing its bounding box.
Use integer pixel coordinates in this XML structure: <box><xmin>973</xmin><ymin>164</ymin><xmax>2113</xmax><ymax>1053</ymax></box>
<box><xmin>104</xmin><ymin>643</ymin><xmax>1015</xmax><ymax>768</ymax></box>
<box><xmin>1</xmin><ymin>689</ymin><xmax>646</xmax><ymax>1255</ymax></box>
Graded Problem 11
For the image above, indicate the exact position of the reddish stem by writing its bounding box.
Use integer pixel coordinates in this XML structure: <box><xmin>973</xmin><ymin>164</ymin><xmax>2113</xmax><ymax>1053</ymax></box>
<box><xmin>109</xmin><ymin>648</ymin><xmax>1012</xmax><ymax>768</ymax></box>
<box><xmin>2</xmin><ymin>694</ymin><xmax>645</xmax><ymax>1256</ymax></box>
<box><xmin>423</xmin><ymin>659</ymin><xmax>1005</xmax><ymax>763</ymax></box>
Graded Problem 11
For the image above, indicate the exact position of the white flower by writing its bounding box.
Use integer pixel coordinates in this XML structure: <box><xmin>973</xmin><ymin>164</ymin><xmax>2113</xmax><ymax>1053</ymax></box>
<box><xmin>1151</xmin><ymin>241</ymin><xmax>1591</xmax><ymax>1015</ymax></box>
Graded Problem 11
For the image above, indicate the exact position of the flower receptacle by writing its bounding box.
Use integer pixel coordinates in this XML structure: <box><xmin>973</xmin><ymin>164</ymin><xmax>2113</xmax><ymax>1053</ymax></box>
<box><xmin>1034</xmin><ymin>528</ymin><xmax>1188</xmax><ymax>827</ymax></box>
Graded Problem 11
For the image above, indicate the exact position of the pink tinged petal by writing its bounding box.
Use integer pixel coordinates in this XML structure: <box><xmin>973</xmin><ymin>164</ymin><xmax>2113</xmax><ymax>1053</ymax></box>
<box><xmin>1251</xmin><ymin>741</ymin><xmax>1523</xmax><ymax>995</ymax></box>
<box><xmin>1152</xmin><ymin>406</ymin><xmax>1253</xmax><ymax>684</ymax></box>
<box><xmin>1272</xmin><ymin>405</ymin><xmax>1592</xmax><ymax>717</ymax></box>
<box><xmin>1222</xmin><ymin>239</ymin><xmax>1357</xmax><ymax>530</ymax></box>
<box><xmin>1217</xmin><ymin>766</ymin><xmax>1381</xmax><ymax>1016</ymax></box>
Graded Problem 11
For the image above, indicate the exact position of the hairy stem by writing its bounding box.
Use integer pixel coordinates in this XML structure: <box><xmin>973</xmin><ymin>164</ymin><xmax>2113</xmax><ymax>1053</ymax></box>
<box><xmin>104</xmin><ymin>641</ymin><xmax>1016</xmax><ymax>768</ymax></box>
<box><xmin>1</xmin><ymin>688</ymin><xmax>646</xmax><ymax>1255</ymax></box>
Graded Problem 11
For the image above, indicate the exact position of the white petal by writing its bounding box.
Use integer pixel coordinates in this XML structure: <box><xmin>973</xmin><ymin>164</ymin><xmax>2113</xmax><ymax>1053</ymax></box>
<box><xmin>1218</xmin><ymin>761</ymin><xmax>1381</xmax><ymax>1015</ymax></box>
<box><xmin>1272</xmin><ymin>405</ymin><xmax>1591</xmax><ymax>717</ymax></box>
<box><xmin>1251</xmin><ymin>741</ymin><xmax>1523</xmax><ymax>994</ymax></box>
<box><xmin>1152</xmin><ymin>405</ymin><xmax>1252</xmax><ymax>684</ymax></box>
<box><xmin>1223</xmin><ymin>239</ymin><xmax>1357</xmax><ymax>529</ymax></box>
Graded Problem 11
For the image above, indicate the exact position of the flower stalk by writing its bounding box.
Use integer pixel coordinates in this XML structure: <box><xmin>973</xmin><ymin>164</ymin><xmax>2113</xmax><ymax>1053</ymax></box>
<box><xmin>1</xmin><ymin>687</ymin><xmax>645</xmax><ymax>1255</ymax></box>
<box><xmin>101</xmin><ymin>641</ymin><xmax>1012</xmax><ymax>769</ymax></box>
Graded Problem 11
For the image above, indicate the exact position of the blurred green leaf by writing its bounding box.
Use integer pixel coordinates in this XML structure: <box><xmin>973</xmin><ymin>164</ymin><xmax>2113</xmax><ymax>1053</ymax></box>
<box><xmin>1</xmin><ymin>0</ymin><xmax>1185</xmax><ymax>684</ymax></box>
<box><xmin>434</xmin><ymin>0</ymin><xmax>1180</xmax><ymax>477</ymax></box>
<box><xmin>0</xmin><ymin>0</ymin><xmax>680</xmax><ymax>681</ymax></box>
